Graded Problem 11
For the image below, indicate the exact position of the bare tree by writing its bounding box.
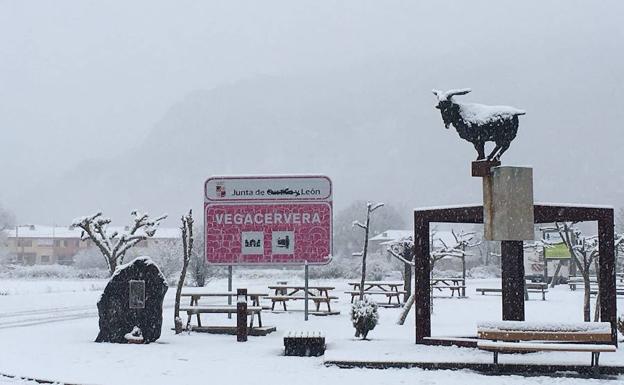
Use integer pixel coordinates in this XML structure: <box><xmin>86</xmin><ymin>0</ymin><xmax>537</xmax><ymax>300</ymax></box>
<box><xmin>389</xmin><ymin>229</ymin><xmax>477</xmax><ymax>325</ymax></box>
<box><xmin>387</xmin><ymin>236</ymin><xmax>414</xmax><ymax>302</ymax></box>
<box><xmin>71</xmin><ymin>211</ymin><xmax>167</xmax><ymax>276</ymax></box>
<box><xmin>352</xmin><ymin>202</ymin><xmax>384</xmax><ymax>301</ymax></box>
<box><xmin>556</xmin><ymin>222</ymin><xmax>597</xmax><ymax>322</ymax></box>
<box><xmin>174</xmin><ymin>210</ymin><xmax>193</xmax><ymax>334</ymax></box>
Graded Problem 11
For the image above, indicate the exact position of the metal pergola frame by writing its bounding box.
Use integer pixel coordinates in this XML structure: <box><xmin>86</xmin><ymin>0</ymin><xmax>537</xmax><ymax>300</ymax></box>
<box><xmin>413</xmin><ymin>203</ymin><xmax>617</xmax><ymax>346</ymax></box>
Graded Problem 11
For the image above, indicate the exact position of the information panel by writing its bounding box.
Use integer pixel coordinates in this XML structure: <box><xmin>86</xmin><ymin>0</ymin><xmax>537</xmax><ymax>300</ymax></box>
<box><xmin>204</xmin><ymin>175</ymin><xmax>332</xmax><ymax>265</ymax></box>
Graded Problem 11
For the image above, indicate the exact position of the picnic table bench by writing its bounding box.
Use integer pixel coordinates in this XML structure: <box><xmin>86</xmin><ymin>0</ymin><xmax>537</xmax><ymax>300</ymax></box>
<box><xmin>589</xmin><ymin>285</ymin><xmax>624</xmax><ymax>296</ymax></box>
<box><xmin>346</xmin><ymin>281</ymin><xmax>405</xmax><ymax>306</ymax></box>
<box><xmin>180</xmin><ymin>289</ymin><xmax>268</xmax><ymax>329</ymax></box>
<box><xmin>266</xmin><ymin>285</ymin><xmax>339</xmax><ymax>315</ymax></box>
<box><xmin>568</xmin><ymin>274</ymin><xmax>624</xmax><ymax>291</ymax></box>
<box><xmin>475</xmin><ymin>282</ymin><xmax>549</xmax><ymax>300</ymax></box>
<box><xmin>477</xmin><ymin>321</ymin><xmax>616</xmax><ymax>373</ymax></box>
<box><xmin>431</xmin><ymin>277</ymin><xmax>466</xmax><ymax>297</ymax></box>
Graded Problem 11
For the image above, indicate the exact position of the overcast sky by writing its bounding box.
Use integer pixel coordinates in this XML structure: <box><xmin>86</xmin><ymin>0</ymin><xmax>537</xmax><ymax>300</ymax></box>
<box><xmin>1</xmin><ymin>1</ymin><xmax>623</xmax><ymax>225</ymax></box>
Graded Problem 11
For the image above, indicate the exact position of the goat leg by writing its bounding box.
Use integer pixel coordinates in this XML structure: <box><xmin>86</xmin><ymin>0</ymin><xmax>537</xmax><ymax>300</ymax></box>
<box><xmin>474</xmin><ymin>142</ymin><xmax>486</xmax><ymax>160</ymax></box>
<box><xmin>487</xmin><ymin>144</ymin><xmax>501</xmax><ymax>161</ymax></box>
<box><xmin>493</xmin><ymin>142</ymin><xmax>511</xmax><ymax>160</ymax></box>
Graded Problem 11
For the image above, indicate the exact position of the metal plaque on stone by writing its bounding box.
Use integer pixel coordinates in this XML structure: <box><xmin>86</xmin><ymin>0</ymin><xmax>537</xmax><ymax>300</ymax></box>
<box><xmin>129</xmin><ymin>280</ymin><xmax>146</xmax><ymax>309</ymax></box>
<box><xmin>483</xmin><ymin>166</ymin><xmax>534</xmax><ymax>241</ymax></box>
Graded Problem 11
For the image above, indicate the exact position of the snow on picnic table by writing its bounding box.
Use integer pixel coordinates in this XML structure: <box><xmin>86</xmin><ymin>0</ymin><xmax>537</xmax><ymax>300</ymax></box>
<box><xmin>0</xmin><ymin>277</ymin><xmax>622</xmax><ymax>385</ymax></box>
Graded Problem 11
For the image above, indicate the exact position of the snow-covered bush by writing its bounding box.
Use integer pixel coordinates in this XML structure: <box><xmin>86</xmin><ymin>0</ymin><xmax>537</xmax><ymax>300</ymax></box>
<box><xmin>350</xmin><ymin>296</ymin><xmax>379</xmax><ymax>339</ymax></box>
<box><xmin>618</xmin><ymin>315</ymin><xmax>624</xmax><ymax>340</ymax></box>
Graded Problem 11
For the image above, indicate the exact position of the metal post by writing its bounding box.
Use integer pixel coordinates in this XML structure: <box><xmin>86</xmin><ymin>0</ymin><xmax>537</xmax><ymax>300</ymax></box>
<box><xmin>228</xmin><ymin>265</ymin><xmax>233</xmax><ymax>319</ymax></box>
<box><xmin>236</xmin><ymin>288</ymin><xmax>247</xmax><ymax>342</ymax></box>
<box><xmin>304</xmin><ymin>261</ymin><xmax>309</xmax><ymax>321</ymax></box>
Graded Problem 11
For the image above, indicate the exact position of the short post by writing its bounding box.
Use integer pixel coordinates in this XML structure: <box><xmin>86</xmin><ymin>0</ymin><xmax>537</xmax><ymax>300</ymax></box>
<box><xmin>304</xmin><ymin>261</ymin><xmax>309</xmax><ymax>321</ymax></box>
<box><xmin>228</xmin><ymin>265</ymin><xmax>233</xmax><ymax>319</ymax></box>
<box><xmin>236</xmin><ymin>288</ymin><xmax>247</xmax><ymax>342</ymax></box>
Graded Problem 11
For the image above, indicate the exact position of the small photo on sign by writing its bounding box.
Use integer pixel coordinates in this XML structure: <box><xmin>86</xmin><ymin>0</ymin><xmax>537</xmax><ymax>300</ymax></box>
<box><xmin>272</xmin><ymin>231</ymin><xmax>294</xmax><ymax>255</ymax></box>
<box><xmin>241</xmin><ymin>231</ymin><xmax>264</xmax><ymax>255</ymax></box>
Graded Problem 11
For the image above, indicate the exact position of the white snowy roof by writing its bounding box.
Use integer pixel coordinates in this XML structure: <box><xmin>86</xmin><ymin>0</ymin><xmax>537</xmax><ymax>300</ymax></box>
<box><xmin>3</xmin><ymin>225</ymin><xmax>180</xmax><ymax>239</ymax></box>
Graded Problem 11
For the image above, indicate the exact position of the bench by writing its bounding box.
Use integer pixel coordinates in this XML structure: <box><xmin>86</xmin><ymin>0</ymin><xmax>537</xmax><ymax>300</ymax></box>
<box><xmin>475</xmin><ymin>284</ymin><xmax>549</xmax><ymax>300</ymax></box>
<box><xmin>589</xmin><ymin>288</ymin><xmax>624</xmax><ymax>296</ymax></box>
<box><xmin>265</xmin><ymin>295</ymin><xmax>339</xmax><ymax>312</ymax></box>
<box><xmin>179</xmin><ymin>305</ymin><xmax>263</xmax><ymax>328</ymax></box>
<box><xmin>477</xmin><ymin>321</ymin><xmax>616</xmax><ymax>373</ymax></box>
<box><xmin>284</xmin><ymin>331</ymin><xmax>326</xmax><ymax>356</ymax></box>
<box><xmin>345</xmin><ymin>290</ymin><xmax>407</xmax><ymax>306</ymax></box>
<box><xmin>431</xmin><ymin>284</ymin><xmax>466</xmax><ymax>297</ymax></box>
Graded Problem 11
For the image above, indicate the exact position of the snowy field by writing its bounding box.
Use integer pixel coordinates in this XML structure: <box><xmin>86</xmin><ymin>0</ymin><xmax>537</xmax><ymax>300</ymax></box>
<box><xmin>0</xmin><ymin>277</ymin><xmax>622</xmax><ymax>385</ymax></box>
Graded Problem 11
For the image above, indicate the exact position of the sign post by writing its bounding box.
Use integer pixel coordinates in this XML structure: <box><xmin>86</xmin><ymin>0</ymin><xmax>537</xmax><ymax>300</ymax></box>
<box><xmin>304</xmin><ymin>261</ymin><xmax>309</xmax><ymax>321</ymax></box>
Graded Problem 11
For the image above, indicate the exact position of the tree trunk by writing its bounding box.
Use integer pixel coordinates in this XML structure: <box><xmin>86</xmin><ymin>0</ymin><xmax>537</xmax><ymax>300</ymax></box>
<box><xmin>583</xmin><ymin>274</ymin><xmax>591</xmax><ymax>322</ymax></box>
<box><xmin>108</xmin><ymin>256</ymin><xmax>117</xmax><ymax>276</ymax></box>
<box><xmin>174</xmin><ymin>258</ymin><xmax>189</xmax><ymax>334</ymax></box>
<box><xmin>550</xmin><ymin>260</ymin><xmax>563</xmax><ymax>288</ymax></box>
<box><xmin>396</xmin><ymin>293</ymin><xmax>415</xmax><ymax>325</ymax></box>
<box><xmin>359</xmin><ymin>209</ymin><xmax>371</xmax><ymax>301</ymax></box>
<box><xmin>403</xmin><ymin>262</ymin><xmax>412</xmax><ymax>302</ymax></box>
<box><xmin>593</xmin><ymin>258</ymin><xmax>600</xmax><ymax>322</ymax></box>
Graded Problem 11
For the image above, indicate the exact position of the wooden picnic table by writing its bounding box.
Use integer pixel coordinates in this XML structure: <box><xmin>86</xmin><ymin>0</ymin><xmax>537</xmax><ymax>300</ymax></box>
<box><xmin>180</xmin><ymin>289</ymin><xmax>268</xmax><ymax>327</ymax></box>
<box><xmin>430</xmin><ymin>277</ymin><xmax>466</xmax><ymax>297</ymax></box>
<box><xmin>266</xmin><ymin>285</ymin><xmax>338</xmax><ymax>315</ymax></box>
<box><xmin>346</xmin><ymin>281</ymin><xmax>406</xmax><ymax>306</ymax></box>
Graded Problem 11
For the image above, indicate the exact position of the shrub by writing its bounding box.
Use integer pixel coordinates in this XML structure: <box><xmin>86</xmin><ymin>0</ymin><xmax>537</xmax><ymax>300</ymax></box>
<box><xmin>618</xmin><ymin>315</ymin><xmax>623</xmax><ymax>340</ymax></box>
<box><xmin>350</xmin><ymin>296</ymin><xmax>379</xmax><ymax>339</ymax></box>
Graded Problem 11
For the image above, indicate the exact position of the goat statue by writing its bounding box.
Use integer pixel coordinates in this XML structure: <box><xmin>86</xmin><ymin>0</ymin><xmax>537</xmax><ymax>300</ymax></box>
<box><xmin>433</xmin><ymin>88</ymin><xmax>525</xmax><ymax>161</ymax></box>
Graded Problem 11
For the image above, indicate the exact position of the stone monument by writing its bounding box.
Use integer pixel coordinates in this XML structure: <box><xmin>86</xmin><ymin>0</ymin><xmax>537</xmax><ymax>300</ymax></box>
<box><xmin>95</xmin><ymin>256</ymin><xmax>168</xmax><ymax>343</ymax></box>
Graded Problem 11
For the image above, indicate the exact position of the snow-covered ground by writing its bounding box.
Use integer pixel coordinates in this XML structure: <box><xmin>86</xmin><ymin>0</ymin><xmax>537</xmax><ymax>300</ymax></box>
<box><xmin>0</xmin><ymin>277</ymin><xmax>622</xmax><ymax>385</ymax></box>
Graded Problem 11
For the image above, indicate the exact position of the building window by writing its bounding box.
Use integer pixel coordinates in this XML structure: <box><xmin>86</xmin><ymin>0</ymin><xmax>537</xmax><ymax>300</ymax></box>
<box><xmin>57</xmin><ymin>255</ymin><xmax>74</xmax><ymax>265</ymax></box>
<box><xmin>17</xmin><ymin>240</ymin><xmax>33</xmax><ymax>247</ymax></box>
<box><xmin>40</xmin><ymin>255</ymin><xmax>50</xmax><ymax>264</ymax></box>
<box><xmin>54</xmin><ymin>240</ymin><xmax>61</xmax><ymax>247</ymax></box>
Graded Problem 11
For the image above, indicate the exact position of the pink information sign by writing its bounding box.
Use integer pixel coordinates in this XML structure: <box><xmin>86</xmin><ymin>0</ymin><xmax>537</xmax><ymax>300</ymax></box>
<box><xmin>204</xmin><ymin>175</ymin><xmax>332</xmax><ymax>265</ymax></box>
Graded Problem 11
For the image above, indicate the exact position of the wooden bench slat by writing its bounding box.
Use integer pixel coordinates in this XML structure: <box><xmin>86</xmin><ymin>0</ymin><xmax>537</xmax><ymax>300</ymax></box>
<box><xmin>265</xmin><ymin>296</ymin><xmax>338</xmax><ymax>301</ymax></box>
<box><xmin>344</xmin><ymin>290</ymin><xmax>406</xmax><ymax>295</ymax></box>
<box><xmin>478</xmin><ymin>341</ymin><xmax>616</xmax><ymax>353</ymax></box>
<box><xmin>180</xmin><ymin>306</ymin><xmax>262</xmax><ymax>314</ymax></box>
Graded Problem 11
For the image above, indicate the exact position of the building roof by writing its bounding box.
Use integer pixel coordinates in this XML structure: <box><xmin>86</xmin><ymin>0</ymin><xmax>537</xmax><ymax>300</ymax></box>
<box><xmin>3</xmin><ymin>225</ymin><xmax>180</xmax><ymax>239</ymax></box>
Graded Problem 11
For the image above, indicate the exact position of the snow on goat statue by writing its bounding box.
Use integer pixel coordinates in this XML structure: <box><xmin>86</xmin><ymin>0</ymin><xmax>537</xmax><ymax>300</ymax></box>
<box><xmin>432</xmin><ymin>88</ymin><xmax>525</xmax><ymax>161</ymax></box>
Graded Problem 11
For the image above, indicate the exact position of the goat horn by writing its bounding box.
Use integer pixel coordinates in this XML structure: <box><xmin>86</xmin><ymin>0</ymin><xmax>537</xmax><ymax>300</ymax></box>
<box><xmin>446</xmin><ymin>88</ymin><xmax>472</xmax><ymax>98</ymax></box>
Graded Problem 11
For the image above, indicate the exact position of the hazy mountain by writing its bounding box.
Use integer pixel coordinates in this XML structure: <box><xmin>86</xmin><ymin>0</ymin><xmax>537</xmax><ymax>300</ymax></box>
<box><xmin>16</xmin><ymin>48</ymin><xmax>624</xmax><ymax>226</ymax></box>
